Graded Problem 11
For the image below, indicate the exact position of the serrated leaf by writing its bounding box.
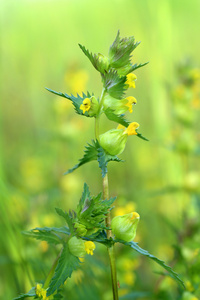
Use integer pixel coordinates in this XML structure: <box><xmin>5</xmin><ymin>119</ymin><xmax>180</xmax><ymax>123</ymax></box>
<box><xmin>136</xmin><ymin>130</ymin><xmax>149</xmax><ymax>141</ymax></box>
<box><xmin>79</xmin><ymin>44</ymin><xmax>109</xmax><ymax>74</ymax></box>
<box><xmin>97</xmin><ymin>142</ymin><xmax>124</xmax><ymax>177</ymax></box>
<box><xmin>77</xmin><ymin>183</ymin><xmax>91</xmax><ymax>215</ymax></box>
<box><xmin>22</xmin><ymin>229</ymin><xmax>62</xmax><ymax>245</ymax></box>
<box><xmin>101</xmin><ymin>70</ymin><xmax>127</xmax><ymax>99</ymax></box>
<box><xmin>64</xmin><ymin>140</ymin><xmax>98</xmax><ymax>175</ymax></box>
<box><xmin>116</xmin><ymin>239</ymin><xmax>185</xmax><ymax>288</ymax></box>
<box><xmin>13</xmin><ymin>287</ymin><xmax>36</xmax><ymax>300</ymax></box>
<box><xmin>104</xmin><ymin>108</ymin><xmax>130</xmax><ymax>127</ymax></box>
<box><xmin>129</xmin><ymin>61</ymin><xmax>149</xmax><ymax>72</ymax></box>
<box><xmin>55</xmin><ymin>208</ymin><xmax>74</xmax><ymax>233</ymax></box>
<box><xmin>47</xmin><ymin>244</ymin><xmax>80</xmax><ymax>296</ymax></box>
<box><xmin>109</xmin><ymin>31</ymin><xmax>138</xmax><ymax>69</ymax></box>
<box><xmin>46</xmin><ymin>88</ymin><xmax>93</xmax><ymax>116</ymax></box>
<box><xmin>33</xmin><ymin>226</ymin><xmax>70</xmax><ymax>235</ymax></box>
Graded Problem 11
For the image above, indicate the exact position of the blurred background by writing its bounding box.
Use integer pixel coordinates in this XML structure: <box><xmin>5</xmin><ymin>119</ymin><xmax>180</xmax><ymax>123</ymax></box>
<box><xmin>1</xmin><ymin>0</ymin><xmax>200</xmax><ymax>299</ymax></box>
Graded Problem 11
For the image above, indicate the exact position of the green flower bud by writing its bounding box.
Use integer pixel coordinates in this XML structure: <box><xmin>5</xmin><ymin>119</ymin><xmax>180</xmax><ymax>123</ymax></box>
<box><xmin>99</xmin><ymin>128</ymin><xmax>127</xmax><ymax>156</ymax></box>
<box><xmin>74</xmin><ymin>222</ymin><xmax>87</xmax><ymax>236</ymax></box>
<box><xmin>80</xmin><ymin>96</ymin><xmax>99</xmax><ymax>117</ymax></box>
<box><xmin>111</xmin><ymin>212</ymin><xmax>140</xmax><ymax>242</ymax></box>
<box><xmin>97</xmin><ymin>53</ymin><xmax>110</xmax><ymax>72</ymax></box>
<box><xmin>68</xmin><ymin>236</ymin><xmax>86</xmax><ymax>257</ymax></box>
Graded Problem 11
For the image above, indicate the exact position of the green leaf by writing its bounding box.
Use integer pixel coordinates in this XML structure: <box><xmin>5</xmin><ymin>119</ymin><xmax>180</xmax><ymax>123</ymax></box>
<box><xmin>77</xmin><ymin>184</ymin><xmax>116</xmax><ymax>231</ymax></box>
<box><xmin>45</xmin><ymin>88</ymin><xmax>93</xmax><ymax>116</ymax></box>
<box><xmin>64</xmin><ymin>140</ymin><xmax>98</xmax><ymax>175</ymax></box>
<box><xmin>55</xmin><ymin>208</ymin><xmax>74</xmax><ymax>233</ymax></box>
<box><xmin>101</xmin><ymin>70</ymin><xmax>127</xmax><ymax>99</ymax></box>
<box><xmin>116</xmin><ymin>239</ymin><xmax>185</xmax><ymax>288</ymax></box>
<box><xmin>79</xmin><ymin>44</ymin><xmax>109</xmax><ymax>74</ymax></box>
<box><xmin>47</xmin><ymin>244</ymin><xmax>80</xmax><ymax>296</ymax></box>
<box><xmin>129</xmin><ymin>61</ymin><xmax>149</xmax><ymax>72</ymax></box>
<box><xmin>76</xmin><ymin>182</ymin><xmax>91</xmax><ymax>215</ymax></box>
<box><xmin>104</xmin><ymin>108</ymin><xmax>130</xmax><ymax>127</ymax></box>
<box><xmin>136</xmin><ymin>130</ymin><xmax>149</xmax><ymax>141</ymax></box>
<box><xmin>33</xmin><ymin>226</ymin><xmax>70</xmax><ymax>235</ymax></box>
<box><xmin>97</xmin><ymin>142</ymin><xmax>124</xmax><ymax>177</ymax></box>
<box><xmin>22</xmin><ymin>229</ymin><xmax>62</xmax><ymax>245</ymax></box>
<box><xmin>109</xmin><ymin>31</ymin><xmax>139</xmax><ymax>69</ymax></box>
<box><xmin>13</xmin><ymin>287</ymin><xmax>36</xmax><ymax>300</ymax></box>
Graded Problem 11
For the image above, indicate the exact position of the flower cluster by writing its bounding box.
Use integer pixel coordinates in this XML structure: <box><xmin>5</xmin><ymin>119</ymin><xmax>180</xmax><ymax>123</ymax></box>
<box><xmin>35</xmin><ymin>284</ymin><xmax>49</xmax><ymax>300</ymax></box>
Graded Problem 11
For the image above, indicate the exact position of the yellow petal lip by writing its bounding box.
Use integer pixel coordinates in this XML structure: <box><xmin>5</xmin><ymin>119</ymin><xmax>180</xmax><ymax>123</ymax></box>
<box><xmin>131</xmin><ymin>212</ymin><xmax>140</xmax><ymax>219</ymax></box>
<box><xmin>125</xmin><ymin>96</ymin><xmax>137</xmax><ymax>113</ymax></box>
<box><xmin>84</xmin><ymin>241</ymin><xmax>96</xmax><ymax>255</ymax></box>
<box><xmin>125</xmin><ymin>73</ymin><xmax>137</xmax><ymax>88</ymax></box>
<box><xmin>124</xmin><ymin>122</ymin><xmax>139</xmax><ymax>136</ymax></box>
<box><xmin>80</xmin><ymin>98</ymin><xmax>91</xmax><ymax>114</ymax></box>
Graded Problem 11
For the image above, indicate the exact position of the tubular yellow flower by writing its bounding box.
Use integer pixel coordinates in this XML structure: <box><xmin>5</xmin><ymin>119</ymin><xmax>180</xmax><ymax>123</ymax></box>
<box><xmin>125</xmin><ymin>73</ymin><xmax>137</xmax><ymax>88</ymax></box>
<box><xmin>124</xmin><ymin>122</ymin><xmax>139</xmax><ymax>136</ymax></box>
<box><xmin>84</xmin><ymin>241</ymin><xmax>96</xmax><ymax>255</ymax></box>
<box><xmin>80</xmin><ymin>98</ymin><xmax>91</xmax><ymax>114</ymax></box>
<box><xmin>125</xmin><ymin>96</ymin><xmax>137</xmax><ymax>113</ymax></box>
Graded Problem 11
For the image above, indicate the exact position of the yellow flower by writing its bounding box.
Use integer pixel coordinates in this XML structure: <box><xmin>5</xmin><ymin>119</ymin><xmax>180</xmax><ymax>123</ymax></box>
<box><xmin>125</xmin><ymin>73</ymin><xmax>137</xmax><ymax>88</ymax></box>
<box><xmin>84</xmin><ymin>241</ymin><xmax>96</xmax><ymax>255</ymax></box>
<box><xmin>125</xmin><ymin>96</ymin><xmax>137</xmax><ymax>113</ymax></box>
<box><xmin>80</xmin><ymin>98</ymin><xmax>91</xmax><ymax>114</ymax></box>
<box><xmin>117</xmin><ymin>122</ymin><xmax>139</xmax><ymax>136</ymax></box>
<box><xmin>35</xmin><ymin>284</ymin><xmax>49</xmax><ymax>300</ymax></box>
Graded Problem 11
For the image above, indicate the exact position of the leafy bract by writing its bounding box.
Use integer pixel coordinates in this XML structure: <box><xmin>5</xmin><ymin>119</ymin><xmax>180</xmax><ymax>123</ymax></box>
<box><xmin>64</xmin><ymin>140</ymin><xmax>123</xmax><ymax>178</ymax></box>
<box><xmin>64</xmin><ymin>140</ymin><xmax>98</xmax><ymax>175</ymax></box>
<box><xmin>109</xmin><ymin>31</ymin><xmax>139</xmax><ymax>69</ymax></box>
<box><xmin>13</xmin><ymin>288</ymin><xmax>36</xmax><ymax>300</ymax></box>
<box><xmin>76</xmin><ymin>183</ymin><xmax>116</xmax><ymax>231</ymax></box>
<box><xmin>115</xmin><ymin>239</ymin><xmax>185</xmax><ymax>288</ymax></box>
<box><xmin>55</xmin><ymin>208</ymin><xmax>74</xmax><ymax>233</ymax></box>
<box><xmin>101</xmin><ymin>70</ymin><xmax>127</xmax><ymax>99</ymax></box>
<box><xmin>97</xmin><ymin>143</ymin><xmax>123</xmax><ymax>178</ymax></box>
<box><xmin>45</xmin><ymin>88</ymin><xmax>93</xmax><ymax>116</ymax></box>
<box><xmin>104</xmin><ymin>108</ymin><xmax>130</xmax><ymax>127</ymax></box>
<box><xmin>22</xmin><ymin>229</ymin><xmax>63</xmax><ymax>245</ymax></box>
<box><xmin>47</xmin><ymin>244</ymin><xmax>80</xmax><ymax>296</ymax></box>
<box><xmin>79</xmin><ymin>44</ymin><xmax>109</xmax><ymax>74</ymax></box>
<box><xmin>136</xmin><ymin>129</ymin><xmax>149</xmax><ymax>141</ymax></box>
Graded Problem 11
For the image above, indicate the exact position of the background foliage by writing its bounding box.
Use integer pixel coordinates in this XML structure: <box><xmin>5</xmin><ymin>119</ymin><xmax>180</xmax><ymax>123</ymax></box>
<box><xmin>1</xmin><ymin>0</ymin><xmax>200</xmax><ymax>299</ymax></box>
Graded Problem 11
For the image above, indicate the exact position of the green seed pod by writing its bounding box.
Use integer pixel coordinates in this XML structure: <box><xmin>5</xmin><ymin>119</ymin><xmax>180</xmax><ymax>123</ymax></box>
<box><xmin>111</xmin><ymin>212</ymin><xmax>140</xmax><ymax>242</ymax></box>
<box><xmin>99</xmin><ymin>128</ymin><xmax>127</xmax><ymax>156</ymax></box>
<box><xmin>68</xmin><ymin>236</ymin><xmax>86</xmax><ymax>257</ymax></box>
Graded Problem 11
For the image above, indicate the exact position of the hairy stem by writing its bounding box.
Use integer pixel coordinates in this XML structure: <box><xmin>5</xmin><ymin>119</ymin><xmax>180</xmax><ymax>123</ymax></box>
<box><xmin>103</xmin><ymin>174</ymin><xmax>118</xmax><ymax>300</ymax></box>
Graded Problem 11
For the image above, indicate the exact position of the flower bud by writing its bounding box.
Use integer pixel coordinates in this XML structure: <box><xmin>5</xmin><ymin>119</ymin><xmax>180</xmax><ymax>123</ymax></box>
<box><xmin>80</xmin><ymin>96</ymin><xmax>99</xmax><ymax>117</ymax></box>
<box><xmin>111</xmin><ymin>212</ymin><xmax>140</xmax><ymax>242</ymax></box>
<box><xmin>99</xmin><ymin>128</ymin><xmax>127</xmax><ymax>156</ymax></box>
<box><xmin>74</xmin><ymin>222</ymin><xmax>87</xmax><ymax>236</ymax></box>
<box><xmin>68</xmin><ymin>236</ymin><xmax>86</xmax><ymax>257</ymax></box>
<box><xmin>97</xmin><ymin>53</ymin><xmax>110</xmax><ymax>72</ymax></box>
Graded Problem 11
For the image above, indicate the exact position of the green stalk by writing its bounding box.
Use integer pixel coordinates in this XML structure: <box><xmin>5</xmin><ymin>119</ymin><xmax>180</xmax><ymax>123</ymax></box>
<box><xmin>43</xmin><ymin>249</ymin><xmax>62</xmax><ymax>290</ymax></box>
<box><xmin>95</xmin><ymin>87</ymin><xmax>118</xmax><ymax>299</ymax></box>
<box><xmin>103</xmin><ymin>174</ymin><xmax>119</xmax><ymax>300</ymax></box>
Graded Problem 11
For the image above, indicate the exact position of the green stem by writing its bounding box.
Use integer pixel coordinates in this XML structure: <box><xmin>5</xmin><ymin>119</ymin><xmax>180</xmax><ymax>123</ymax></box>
<box><xmin>95</xmin><ymin>88</ymin><xmax>106</xmax><ymax>141</ymax></box>
<box><xmin>43</xmin><ymin>249</ymin><xmax>62</xmax><ymax>289</ymax></box>
<box><xmin>103</xmin><ymin>174</ymin><xmax>119</xmax><ymax>300</ymax></box>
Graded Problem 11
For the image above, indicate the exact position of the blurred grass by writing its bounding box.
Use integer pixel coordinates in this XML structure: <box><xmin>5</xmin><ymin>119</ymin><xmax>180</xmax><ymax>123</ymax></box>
<box><xmin>1</xmin><ymin>0</ymin><xmax>200</xmax><ymax>299</ymax></box>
